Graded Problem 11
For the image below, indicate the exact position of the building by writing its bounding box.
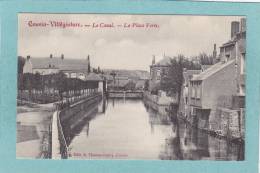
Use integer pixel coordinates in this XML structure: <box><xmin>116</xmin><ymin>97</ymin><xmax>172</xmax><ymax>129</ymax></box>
<box><xmin>189</xmin><ymin>18</ymin><xmax>246</xmax><ymax>138</ymax></box>
<box><xmin>190</xmin><ymin>59</ymin><xmax>236</xmax><ymax>129</ymax></box>
<box><xmin>220</xmin><ymin>18</ymin><xmax>246</xmax><ymax>103</ymax></box>
<box><xmin>179</xmin><ymin>69</ymin><xmax>201</xmax><ymax>121</ymax></box>
<box><xmin>23</xmin><ymin>54</ymin><xmax>91</xmax><ymax>80</ymax></box>
<box><xmin>149</xmin><ymin>54</ymin><xmax>171</xmax><ymax>91</ymax></box>
<box><xmin>85</xmin><ymin>73</ymin><xmax>106</xmax><ymax>94</ymax></box>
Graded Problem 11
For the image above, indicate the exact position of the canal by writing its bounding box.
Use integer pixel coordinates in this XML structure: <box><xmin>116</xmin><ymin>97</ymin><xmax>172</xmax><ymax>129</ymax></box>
<box><xmin>68</xmin><ymin>98</ymin><xmax>244</xmax><ymax>160</ymax></box>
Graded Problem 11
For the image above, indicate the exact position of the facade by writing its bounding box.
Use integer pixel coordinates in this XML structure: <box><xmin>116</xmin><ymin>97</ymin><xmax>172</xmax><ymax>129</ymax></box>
<box><xmin>189</xmin><ymin>18</ymin><xmax>246</xmax><ymax>138</ymax></box>
<box><xmin>220</xmin><ymin>19</ymin><xmax>246</xmax><ymax>104</ymax></box>
<box><xmin>179</xmin><ymin>69</ymin><xmax>201</xmax><ymax>121</ymax></box>
<box><xmin>23</xmin><ymin>54</ymin><xmax>91</xmax><ymax>80</ymax></box>
<box><xmin>149</xmin><ymin>55</ymin><xmax>171</xmax><ymax>91</ymax></box>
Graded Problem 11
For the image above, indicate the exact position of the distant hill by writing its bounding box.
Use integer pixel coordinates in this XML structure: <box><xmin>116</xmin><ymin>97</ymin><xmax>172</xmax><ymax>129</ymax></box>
<box><xmin>103</xmin><ymin>69</ymin><xmax>150</xmax><ymax>80</ymax></box>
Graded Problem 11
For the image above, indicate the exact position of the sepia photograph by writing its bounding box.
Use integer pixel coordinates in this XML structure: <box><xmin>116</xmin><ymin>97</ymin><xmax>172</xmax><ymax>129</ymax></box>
<box><xmin>17</xmin><ymin>13</ymin><xmax>246</xmax><ymax>160</ymax></box>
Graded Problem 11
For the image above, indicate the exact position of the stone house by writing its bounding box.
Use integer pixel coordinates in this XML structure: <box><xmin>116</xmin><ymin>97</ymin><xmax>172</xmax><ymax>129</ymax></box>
<box><xmin>149</xmin><ymin>55</ymin><xmax>171</xmax><ymax>92</ymax></box>
<box><xmin>23</xmin><ymin>54</ymin><xmax>91</xmax><ymax>81</ymax></box>
<box><xmin>179</xmin><ymin>69</ymin><xmax>201</xmax><ymax>122</ymax></box>
<box><xmin>190</xmin><ymin>59</ymin><xmax>236</xmax><ymax>129</ymax></box>
<box><xmin>189</xmin><ymin>18</ymin><xmax>246</xmax><ymax>139</ymax></box>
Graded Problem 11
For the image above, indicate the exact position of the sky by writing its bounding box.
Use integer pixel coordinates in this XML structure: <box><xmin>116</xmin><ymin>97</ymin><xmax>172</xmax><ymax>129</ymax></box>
<box><xmin>18</xmin><ymin>13</ymin><xmax>243</xmax><ymax>71</ymax></box>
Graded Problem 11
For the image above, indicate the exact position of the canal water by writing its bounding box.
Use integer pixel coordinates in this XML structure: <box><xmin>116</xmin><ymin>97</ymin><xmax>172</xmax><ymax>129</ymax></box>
<box><xmin>68</xmin><ymin>99</ymin><xmax>244</xmax><ymax>160</ymax></box>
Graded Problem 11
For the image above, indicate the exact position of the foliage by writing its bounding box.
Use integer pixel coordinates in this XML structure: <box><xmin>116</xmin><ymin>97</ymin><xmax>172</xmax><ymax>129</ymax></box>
<box><xmin>124</xmin><ymin>80</ymin><xmax>136</xmax><ymax>91</ymax></box>
<box><xmin>144</xmin><ymin>80</ymin><xmax>149</xmax><ymax>91</ymax></box>
<box><xmin>18</xmin><ymin>56</ymin><xmax>25</xmax><ymax>74</ymax></box>
<box><xmin>160</xmin><ymin>55</ymin><xmax>185</xmax><ymax>101</ymax></box>
<box><xmin>18</xmin><ymin>72</ymin><xmax>98</xmax><ymax>97</ymax></box>
<box><xmin>87</xmin><ymin>56</ymin><xmax>91</xmax><ymax>73</ymax></box>
<box><xmin>197</xmin><ymin>52</ymin><xmax>214</xmax><ymax>65</ymax></box>
<box><xmin>93</xmin><ymin>67</ymin><xmax>102</xmax><ymax>74</ymax></box>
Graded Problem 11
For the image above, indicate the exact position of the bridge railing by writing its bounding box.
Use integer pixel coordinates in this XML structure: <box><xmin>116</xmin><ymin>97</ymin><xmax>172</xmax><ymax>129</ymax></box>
<box><xmin>51</xmin><ymin>111</ymin><xmax>69</xmax><ymax>159</ymax></box>
<box><xmin>52</xmin><ymin>93</ymin><xmax>103</xmax><ymax>159</ymax></box>
<box><xmin>57</xmin><ymin>111</ymin><xmax>69</xmax><ymax>159</ymax></box>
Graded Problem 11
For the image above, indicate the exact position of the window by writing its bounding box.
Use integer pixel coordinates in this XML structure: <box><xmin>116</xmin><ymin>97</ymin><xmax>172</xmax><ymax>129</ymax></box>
<box><xmin>241</xmin><ymin>53</ymin><xmax>245</xmax><ymax>74</ymax></box>
<box><xmin>157</xmin><ymin>69</ymin><xmax>161</xmax><ymax>76</ymax></box>
<box><xmin>225</xmin><ymin>55</ymin><xmax>230</xmax><ymax>62</ymax></box>
<box><xmin>239</xmin><ymin>85</ymin><xmax>245</xmax><ymax>96</ymax></box>
<box><xmin>196</xmin><ymin>86</ymin><xmax>201</xmax><ymax>99</ymax></box>
<box><xmin>192</xmin><ymin>86</ymin><xmax>195</xmax><ymax>98</ymax></box>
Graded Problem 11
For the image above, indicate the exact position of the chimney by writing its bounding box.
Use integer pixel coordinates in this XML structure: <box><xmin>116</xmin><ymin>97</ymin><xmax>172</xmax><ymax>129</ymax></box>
<box><xmin>240</xmin><ymin>18</ymin><xmax>246</xmax><ymax>32</ymax></box>
<box><xmin>50</xmin><ymin>54</ymin><xmax>53</xmax><ymax>59</ymax></box>
<box><xmin>231</xmin><ymin>21</ymin><xmax>240</xmax><ymax>39</ymax></box>
<box><xmin>61</xmin><ymin>54</ymin><xmax>64</xmax><ymax>60</ymax></box>
<box><xmin>26</xmin><ymin>55</ymin><xmax>30</xmax><ymax>60</ymax></box>
<box><xmin>152</xmin><ymin>55</ymin><xmax>155</xmax><ymax>65</ymax></box>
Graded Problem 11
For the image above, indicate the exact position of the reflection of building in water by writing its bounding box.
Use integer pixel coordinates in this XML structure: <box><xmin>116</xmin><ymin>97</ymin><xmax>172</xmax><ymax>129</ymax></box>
<box><xmin>146</xmin><ymin>104</ymin><xmax>171</xmax><ymax>123</ymax></box>
<box><xmin>178</xmin><ymin>122</ymin><xmax>209</xmax><ymax>160</ymax></box>
<box><xmin>159</xmin><ymin>122</ymin><xmax>183</xmax><ymax>160</ymax></box>
<box><xmin>158</xmin><ymin>118</ymin><xmax>243</xmax><ymax>160</ymax></box>
<box><xmin>208</xmin><ymin>136</ymin><xmax>244</xmax><ymax>160</ymax></box>
<box><xmin>195</xmin><ymin>131</ymin><xmax>210</xmax><ymax>159</ymax></box>
<box><xmin>98</xmin><ymin>98</ymin><xmax>107</xmax><ymax>113</ymax></box>
<box><xmin>145</xmin><ymin>102</ymin><xmax>172</xmax><ymax>134</ymax></box>
<box><xmin>179</xmin><ymin>124</ymin><xmax>199</xmax><ymax>159</ymax></box>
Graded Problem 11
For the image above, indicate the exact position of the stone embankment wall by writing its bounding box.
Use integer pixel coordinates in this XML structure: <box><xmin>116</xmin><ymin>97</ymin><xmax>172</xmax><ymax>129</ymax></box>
<box><xmin>143</xmin><ymin>91</ymin><xmax>176</xmax><ymax>116</ymax></box>
<box><xmin>51</xmin><ymin>94</ymin><xmax>102</xmax><ymax>159</ymax></box>
<box><xmin>108</xmin><ymin>91</ymin><xmax>143</xmax><ymax>99</ymax></box>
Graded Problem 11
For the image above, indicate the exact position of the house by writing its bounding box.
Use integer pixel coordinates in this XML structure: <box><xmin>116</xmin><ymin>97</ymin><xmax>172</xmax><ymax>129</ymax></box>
<box><xmin>85</xmin><ymin>73</ymin><xmax>105</xmax><ymax>93</ymax></box>
<box><xmin>179</xmin><ymin>69</ymin><xmax>201</xmax><ymax>121</ymax></box>
<box><xmin>189</xmin><ymin>18</ymin><xmax>246</xmax><ymax>137</ymax></box>
<box><xmin>190</xmin><ymin>59</ymin><xmax>237</xmax><ymax>129</ymax></box>
<box><xmin>149</xmin><ymin>54</ymin><xmax>171</xmax><ymax>91</ymax></box>
<box><xmin>23</xmin><ymin>54</ymin><xmax>91</xmax><ymax>80</ymax></box>
<box><xmin>220</xmin><ymin>18</ymin><xmax>246</xmax><ymax>108</ymax></box>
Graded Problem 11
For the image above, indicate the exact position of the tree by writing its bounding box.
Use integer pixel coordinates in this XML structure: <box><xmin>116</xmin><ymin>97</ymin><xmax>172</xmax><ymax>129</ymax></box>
<box><xmin>97</xmin><ymin>66</ymin><xmax>101</xmax><ymax>74</ymax></box>
<box><xmin>18</xmin><ymin>56</ymin><xmax>25</xmax><ymax>74</ymax></box>
<box><xmin>110</xmin><ymin>71</ymin><xmax>116</xmax><ymax>89</ymax></box>
<box><xmin>54</xmin><ymin>72</ymin><xmax>67</xmax><ymax>98</ymax></box>
<box><xmin>87</xmin><ymin>55</ymin><xmax>91</xmax><ymax>73</ymax></box>
<box><xmin>144</xmin><ymin>80</ymin><xmax>149</xmax><ymax>91</ymax></box>
<box><xmin>198</xmin><ymin>52</ymin><xmax>214</xmax><ymax>65</ymax></box>
<box><xmin>160</xmin><ymin>55</ymin><xmax>184</xmax><ymax>102</ymax></box>
<box><xmin>124</xmin><ymin>80</ymin><xmax>136</xmax><ymax>91</ymax></box>
<box><xmin>92</xmin><ymin>68</ymin><xmax>98</xmax><ymax>74</ymax></box>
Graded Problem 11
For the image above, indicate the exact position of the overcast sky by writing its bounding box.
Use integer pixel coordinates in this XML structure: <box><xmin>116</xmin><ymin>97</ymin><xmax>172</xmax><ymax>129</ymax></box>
<box><xmin>18</xmin><ymin>14</ymin><xmax>243</xmax><ymax>71</ymax></box>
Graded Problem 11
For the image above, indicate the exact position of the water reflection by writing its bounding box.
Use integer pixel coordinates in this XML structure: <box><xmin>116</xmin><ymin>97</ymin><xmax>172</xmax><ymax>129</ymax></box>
<box><xmin>68</xmin><ymin>98</ymin><xmax>244</xmax><ymax>160</ymax></box>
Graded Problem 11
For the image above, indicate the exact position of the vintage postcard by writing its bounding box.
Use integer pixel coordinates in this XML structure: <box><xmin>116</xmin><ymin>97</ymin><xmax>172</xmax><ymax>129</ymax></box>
<box><xmin>17</xmin><ymin>13</ymin><xmax>246</xmax><ymax>160</ymax></box>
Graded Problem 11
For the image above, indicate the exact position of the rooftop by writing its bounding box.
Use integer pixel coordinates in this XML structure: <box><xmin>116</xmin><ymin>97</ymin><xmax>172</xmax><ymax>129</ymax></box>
<box><xmin>85</xmin><ymin>73</ymin><xmax>103</xmax><ymax>81</ymax></box>
<box><xmin>29</xmin><ymin>57</ymin><xmax>89</xmax><ymax>71</ymax></box>
<box><xmin>191</xmin><ymin>59</ymin><xmax>235</xmax><ymax>81</ymax></box>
